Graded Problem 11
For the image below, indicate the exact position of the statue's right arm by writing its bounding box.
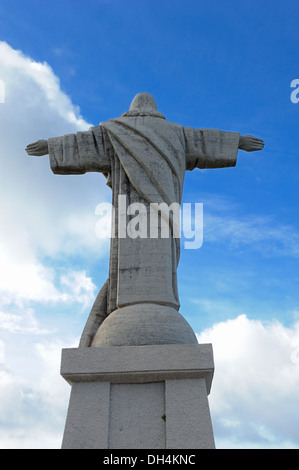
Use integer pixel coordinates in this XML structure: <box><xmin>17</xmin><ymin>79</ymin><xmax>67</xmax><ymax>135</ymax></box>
<box><xmin>26</xmin><ymin>139</ymin><xmax>49</xmax><ymax>156</ymax></box>
<box><xmin>26</xmin><ymin>128</ymin><xmax>111</xmax><ymax>175</ymax></box>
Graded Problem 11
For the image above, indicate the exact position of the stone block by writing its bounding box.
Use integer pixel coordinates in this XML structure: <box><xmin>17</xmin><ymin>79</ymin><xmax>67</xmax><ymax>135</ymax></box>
<box><xmin>60</xmin><ymin>344</ymin><xmax>215</xmax><ymax>449</ymax></box>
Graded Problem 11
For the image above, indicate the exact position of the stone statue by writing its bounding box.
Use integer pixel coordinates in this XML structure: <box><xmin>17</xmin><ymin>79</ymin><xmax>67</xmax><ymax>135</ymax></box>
<box><xmin>26</xmin><ymin>93</ymin><xmax>264</xmax><ymax>347</ymax></box>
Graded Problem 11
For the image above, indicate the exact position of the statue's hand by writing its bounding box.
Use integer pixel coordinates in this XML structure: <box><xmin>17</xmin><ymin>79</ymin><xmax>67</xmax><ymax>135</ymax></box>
<box><xmin>239</xmin><ymin>135</ymin><xmax>264</xmax><ymax>152</ymax></box>
<box><xmin>26</xmin><ymin>139</ymin><xmax>49</xmax><ymax>156</ymax></box>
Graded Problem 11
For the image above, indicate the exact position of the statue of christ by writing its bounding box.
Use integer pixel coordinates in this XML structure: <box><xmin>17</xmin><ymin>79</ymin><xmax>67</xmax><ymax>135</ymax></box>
<box><xmin>26</xmin><ymin>93</ymin><xmax>264</xmax><ymax>346</ymax></box>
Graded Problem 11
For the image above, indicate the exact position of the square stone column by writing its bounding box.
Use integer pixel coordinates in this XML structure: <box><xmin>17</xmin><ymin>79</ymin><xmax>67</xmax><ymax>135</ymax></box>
<box><xmin>60</xmin><ymin>344</ymin><xmax>215</xmax><ymax>449</ymax></box>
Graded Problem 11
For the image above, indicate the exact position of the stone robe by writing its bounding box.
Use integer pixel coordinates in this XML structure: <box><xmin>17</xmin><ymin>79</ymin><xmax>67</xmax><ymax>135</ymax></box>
<box><xmin>48</xmin><ymin>116</ymin><xmax>239</xmax><ymax>344</ymax></box>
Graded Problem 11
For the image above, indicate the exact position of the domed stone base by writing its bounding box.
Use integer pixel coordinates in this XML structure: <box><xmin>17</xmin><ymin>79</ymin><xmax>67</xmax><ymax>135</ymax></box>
<box><xmin>91</xmin><ymin>303</ymin><xmax>198</xmax><ymax>347</ymax></box>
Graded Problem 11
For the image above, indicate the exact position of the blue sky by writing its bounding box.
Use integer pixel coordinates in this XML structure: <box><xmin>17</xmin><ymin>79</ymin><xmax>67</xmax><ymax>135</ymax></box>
<box><xmin>0</xmin><ymin>0</ymin><xmax>299</xmax><ymax>449</ymax></box>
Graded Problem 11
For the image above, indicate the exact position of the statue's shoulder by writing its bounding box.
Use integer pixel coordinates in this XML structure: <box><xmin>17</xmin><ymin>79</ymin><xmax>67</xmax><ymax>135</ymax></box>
<box><xmin>157</xmin><ymin>118</ymin><xmax>185</xmax><ymax>139</ymax></box>
<box><xmin>88</xmin><ymin>124</ymin><xmax>102</xmax><ymax>132</ymax></box>
<box><xmin>164</xmin><ymin>119</ymin><xmax>184</xmax><ymax>131</ymax></box>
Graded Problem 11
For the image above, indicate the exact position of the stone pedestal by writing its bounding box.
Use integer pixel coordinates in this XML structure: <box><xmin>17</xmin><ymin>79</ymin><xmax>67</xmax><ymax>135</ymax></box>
<box><xmin>60</xmin><ymin>344</ymin><xmax>215</xmax><ymax>449</ymax></box>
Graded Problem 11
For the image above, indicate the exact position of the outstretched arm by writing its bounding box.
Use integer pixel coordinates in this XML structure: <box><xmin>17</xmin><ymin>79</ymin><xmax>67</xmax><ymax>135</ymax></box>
<box><xmin>184</xmin><ymin>128</ymin><xmax>265</xmax><ymax>171</ymax></box>
<box><xmin>25</xmin><ymin>127</ymin><xmax>111</xmax><ymax>175</ymax></box>
<box><xmin>239</xmin><ymin>135</ymin><xmax>264</xmax><ymax>152</ymax></box>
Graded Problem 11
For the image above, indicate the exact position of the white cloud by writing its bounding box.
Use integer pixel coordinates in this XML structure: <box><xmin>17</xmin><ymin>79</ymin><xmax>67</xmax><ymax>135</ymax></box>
<box><xmin>0</xmin><ymin>309</ymin><xmax>52</xmax><ymax>334</ymax></box>
<box><xmin>0</xmin><ymin>337</ymin><xmax>75</xmax><ymax>449</ymax></box>
<box><xmin>0</xmin><ymin>231</ymin><xmax>59</xmax><ymax>304</ymax></box>
<box><xmin>0</xmin><ymin>40</ymin><xmax>110</xmax><ymax>251</ymax></box>
<box><xmin>0</xmin><ymin>221</ymin><xmax>97</xmax><ymax>305</ymax></box>
<box><xmin>0</xmin><ymin>340</ymin><xmax>5</xmax><ymax>363</ymax></box>
<box><xmin>197</xmin><ymin>315</ymin><xmax>299</xmax><ymax>448</ymax></box>
<box><xmin>0</xmin><ymin>41</ymin><xmax>90</xmax><ymax>130</ymax></box>
<box><xmin>0</xmin><ymin>42</ymin><xmax>110</xmax><ymax>448</ymax></box>
<box><xmin>0</xmin><ymin>41</ymin><xmax>110</xmax><ymax>308</ymax></box>
<box><xmin>59</xmin><ymin>270</ymin><xmax>97</xmax><ymax>308</ymax></box>
<box><xmin>34</xmin><ymin>339</ymin><xmax>75</xmax><ymax>408</ymax></box>
<box><xmin>2</xmin><ymin>313</ymin><xmax>298</xmax><ymax>449</ymax></box>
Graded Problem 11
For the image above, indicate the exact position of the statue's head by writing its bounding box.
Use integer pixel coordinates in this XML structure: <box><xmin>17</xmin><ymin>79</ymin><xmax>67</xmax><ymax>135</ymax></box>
<box><xmin>121</xmin><ymin>92</ymin><xmax>165</xmax><ymax>119</ymax></box>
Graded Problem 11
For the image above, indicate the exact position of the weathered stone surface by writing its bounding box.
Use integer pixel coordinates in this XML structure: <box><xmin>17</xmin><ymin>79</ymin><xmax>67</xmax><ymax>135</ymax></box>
<box><xmin>61</xmin><ymin>344</ymin><xmax>215</xmax><ymax>449</ymax></box>
<box><xmin>109</xmin><ymin>382</ymin><xmax>165</xmax><ymax>449</ymax></box>
<box><xmin>26</xmin><ymin>93</ymin><xmax>264</xmax><ymax>449</ymax></box>
<box><xmin>61</xmin><ymin>381</ymin><xmax>110</xmax><ymax>449</ymax></box>
<box><xmin>165</xmin><ymin>378</ymin><xmax>215</xmax><ymax>449</ymax></box>
<box><xmin>91</xmin><ymin>303</ymin><xmax>198</xmax><ymax>346</ymax></box>
<box><xmin>61</xmin><ymin>343</ymin><xmax>214</xmax><ymax>390</ymax></box>
<box><xmin>25</xmin><ymin>93</ymin><xmax>264</xmax><ymax>347</ymax></box>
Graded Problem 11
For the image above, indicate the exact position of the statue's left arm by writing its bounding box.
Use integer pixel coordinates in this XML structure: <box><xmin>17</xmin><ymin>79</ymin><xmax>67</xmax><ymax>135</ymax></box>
<box><xmin>26</xmin><ymin>126</ymin><xmax>111</xmax><ymax>175</ymax></box>
<box><xmin>184</xmin><ymin>127</ymin><xmax>264</xmax><ymax>171</ymax></box>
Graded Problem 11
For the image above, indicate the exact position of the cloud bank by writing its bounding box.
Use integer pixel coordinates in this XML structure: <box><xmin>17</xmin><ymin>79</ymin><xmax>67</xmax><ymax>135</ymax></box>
<box><xmin>1</xmin><ymin>314</ymin><xmax>299</xmax><ymax>448</ymax></box>
<box><xmin>0</xmin><ymin>42</ymin><xmax>110</xmax><ymax>448</ymax></box>
<box><xmin>0</xmin><ymin>41</ymin><xmax>111</xmax><ymax>306</ymax></box>
<box><xmin>197</xmin><ymin>315</ymin><xmax>299</xmax><ymax>448</ymax></box>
